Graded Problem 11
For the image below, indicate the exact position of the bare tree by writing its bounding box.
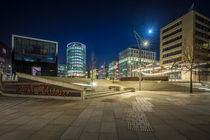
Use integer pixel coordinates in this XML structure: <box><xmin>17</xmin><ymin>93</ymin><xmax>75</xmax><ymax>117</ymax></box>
<box><xmin>112</xmin><ymin>67</ymin><xmax>116</xmax><ymax>83</ymax></box>
<box><xmin>166</xmin><ymin>40</ymin><xmax>207</xmax><ymax>93</ymax></box>
<box><xmin>182</xmin><ymin>40</ymin><xmax>195</xmax><ymax>93</ymax></box>
<box><xmin>90</xmin><ymin>52</ymin><xmax>96</xmax><ymax>84</ymax></box>
<box><xmin>170</xmin><ymin>60</ymin><xmax>181</xmax><ymax>81</ymax></box>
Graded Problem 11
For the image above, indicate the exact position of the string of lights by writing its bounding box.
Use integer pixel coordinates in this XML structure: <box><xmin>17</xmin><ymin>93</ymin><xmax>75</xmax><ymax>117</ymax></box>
<box><xmin>132</xmin><ymin>62</ymin><xmax>207</xmax><ymax>76</ymax></box>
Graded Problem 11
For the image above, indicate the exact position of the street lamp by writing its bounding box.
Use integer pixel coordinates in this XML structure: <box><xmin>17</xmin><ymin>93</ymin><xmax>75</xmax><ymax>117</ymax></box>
<box><xmin>91</xmin><ymin>81</ymin><xmax>97</xmax><ymax>87</ymax></box>
<box><xmin>143</xmin><ymin>41</ymin><xmax>149</xmax><ymax>46</ymax></box>
<box><xmin>133</xmin><ymin>30</ymin><xmax>150</xmax><ymax>91</ymax></box>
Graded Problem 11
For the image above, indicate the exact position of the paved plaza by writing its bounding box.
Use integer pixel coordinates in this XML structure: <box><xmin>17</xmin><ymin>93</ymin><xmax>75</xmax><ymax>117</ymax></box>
<box><xmin>0</xmin><ymin>91</ymin><xmax>210</xmax><ymax>140</ymax></box>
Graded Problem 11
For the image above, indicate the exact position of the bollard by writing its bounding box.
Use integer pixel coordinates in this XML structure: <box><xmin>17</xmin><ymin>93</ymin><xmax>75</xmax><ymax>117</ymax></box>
<box><xmin>81</xmin><ymin>89</ymin><xmax>86</xmax><ymax>100</ymax></box>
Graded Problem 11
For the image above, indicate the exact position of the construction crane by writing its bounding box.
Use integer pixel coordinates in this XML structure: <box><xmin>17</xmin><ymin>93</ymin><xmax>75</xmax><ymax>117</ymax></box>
<box><xmin>133</xmin><ymin>30</ymin><xmax>143</xmax><ymax>49</ymax></box>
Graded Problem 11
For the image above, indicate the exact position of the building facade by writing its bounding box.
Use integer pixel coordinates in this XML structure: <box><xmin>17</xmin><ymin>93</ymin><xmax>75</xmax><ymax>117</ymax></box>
<box><xmin>98</xmin><ymin>65</ymin><xmax>108</xmax><ymax>79</ymax></box>
<box><xmin>160</xmin><ymin>10</ymin><xmax>210</xmax><ymax>81</ymax></box>
<box><xmin>0</xmin><ymin>41</ymin><xmax>11</xmax><ymax>72</ymax></box>
<box><xmin>12</xmin><ymin>35</ymin><xmax>58</xmax><ymax>76</ymax></box>
<box><xmin>66</xmin><ymin>42</ymin><xmax>86</xmax><ymax>77</ymax></box>
<box><xmin>57</xmin><ymin>64</ymin><xmax>67</xmax><ymax>77</ymax></box>
<box><xmin>90</xmin><ymin>68</ymin><xmax>98</xmax><ymax>80</ymax></box>
<box><xmin>118</xmin><ymin>47</ymin><xmax>156</xmax><ymax>78</ymax></box>
<box><xmin>108</xmin><ymin>60</ymin><xmax>119</xmax><ymax>80</ymax></box>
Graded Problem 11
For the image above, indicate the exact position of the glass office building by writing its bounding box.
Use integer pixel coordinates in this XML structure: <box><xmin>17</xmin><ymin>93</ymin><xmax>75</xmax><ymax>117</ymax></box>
<box><xmin>12</xmin><ymin>35</ymin><xmax>58</xmax><ymax>76</ymax></box>
<box><xmin>67</xmin><ymin>42</ymin><xmax>86</xmax><ymax>77</ymax></box>
<box><xmin>118</xmin><ymin>47</ymin><xmax>156</xmax><ymax>78</ymax></box>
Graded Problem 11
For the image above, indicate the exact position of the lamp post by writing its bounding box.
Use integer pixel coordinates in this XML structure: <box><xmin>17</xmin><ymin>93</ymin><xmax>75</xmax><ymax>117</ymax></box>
<box><xmin>139</xmin><ymin>44</ymin><xmax>142</xmax><ymax>91</ymax></box>
<box><xmin>133</xmin><ymin>30</ymin><xmax>150</xmax><ymax>91</ymax></box>
<box><xmin>139</xmin><ymin>41</ymin><xmax>149</xmax><ymax>90</ymax></box>
<box><xmin>128</xmin><ymin>60</ymin><xmax>131</xmax><ymax>77</ymax></box>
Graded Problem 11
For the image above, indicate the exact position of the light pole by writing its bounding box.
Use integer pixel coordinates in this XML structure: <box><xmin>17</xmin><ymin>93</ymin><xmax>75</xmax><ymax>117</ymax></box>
<box><xmin>133</xmin><ymin>30</ymin><xmax>150</xmax><ymax>91</ymax></box>
<box><xmin>128</xmin><ymin>60</ymin><xmax>131</xmax><ymax>77</ymax></box>
<box><xmin>139</xmin><ymin>43</ymin><xmax>142</xmax><ymax>91</ymax></box>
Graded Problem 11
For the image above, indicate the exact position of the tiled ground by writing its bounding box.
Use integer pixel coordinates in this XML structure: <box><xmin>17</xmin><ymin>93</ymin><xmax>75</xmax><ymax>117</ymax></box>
<box><xmin>0</xmin><ymin>91</ymin><xmax>210</xmax><ymax>140</ymax></box>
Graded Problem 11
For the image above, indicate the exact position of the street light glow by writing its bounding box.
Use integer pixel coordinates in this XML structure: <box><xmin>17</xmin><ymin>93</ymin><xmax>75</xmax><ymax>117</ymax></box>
<box><xmin>91</xmin><ymin>82</ymin><xmax>97</xmax><ymax>87</ymax></box>
<box><xmin>143</xmin><ymin>41</ymin><xmax>149</xmax><ymax>46</ymax></box>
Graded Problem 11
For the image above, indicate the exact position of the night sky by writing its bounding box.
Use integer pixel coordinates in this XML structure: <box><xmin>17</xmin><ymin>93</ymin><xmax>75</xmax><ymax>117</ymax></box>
<box><xmin>0</xmin><ymin>0</ymin><xmax>210</xmax><ymax>68</ymax></box>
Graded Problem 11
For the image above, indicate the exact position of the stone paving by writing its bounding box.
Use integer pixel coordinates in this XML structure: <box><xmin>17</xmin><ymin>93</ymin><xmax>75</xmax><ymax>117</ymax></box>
<box><xmin>0</xmin><ymin>91</ymin><xmax>210</xmax><ymax>140</ymax></box>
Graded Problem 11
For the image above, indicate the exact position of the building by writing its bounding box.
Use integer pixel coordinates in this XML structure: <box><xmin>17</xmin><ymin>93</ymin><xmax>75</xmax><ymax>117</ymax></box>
<box><xmin>118</xmin><ymin>47</ymin><xmax>156</xmax><ymax>78</ymax></box>
<box><xmin>58</xmin><ymin>64</ymin><xmax>67</xmax><ymax>77</ymax></box>
<box><xmin>12</xmin><ymin>35</ymin><xmax>58</xmax><ymax>76</ymax></box>
<box><xmin>90</xmin><ymin>68</ymin><xmax>98</xmax><ymax>80</ymax></box>
<box><xmin>0</xmin><ymin>41</ymin><xmax>11</xmax><ymax>72</ymax></box>
<box><xmin>160</xmin><ymin>10</ymin><xmax>210</xmax><ymax>81</ymax></box>
<box><xmin>66</xmin><ymin>42</ymin><xmax>86</xmax><ymax>77</ymax></box>
<box><xmin>108</xmin><ymin>60</ymin><xmax>119</xmax><ymax>80</ymax></box>
<box><xmin>98</xmin><ymin>65</ymin><xmax>108</xmax><ymax>79</ymax></box>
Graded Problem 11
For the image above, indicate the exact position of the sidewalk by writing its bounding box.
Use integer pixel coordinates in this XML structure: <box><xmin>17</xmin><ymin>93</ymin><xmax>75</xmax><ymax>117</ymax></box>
<box><xmin>0</xmin><ymin>91</ymin><xmax>210</xmax><ymax>140</ymax></box>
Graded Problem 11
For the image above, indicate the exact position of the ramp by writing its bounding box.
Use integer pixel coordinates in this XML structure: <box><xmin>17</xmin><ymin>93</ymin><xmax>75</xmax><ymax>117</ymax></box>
<box><xmin>0</xmin><ymin>73</ymin><xmax>87</xmax><ymax>100</ymax></box>
<box><xmin>16</xmin><ymin>72</ymin><xmax>85</xmax><ymax>91</ymax></box>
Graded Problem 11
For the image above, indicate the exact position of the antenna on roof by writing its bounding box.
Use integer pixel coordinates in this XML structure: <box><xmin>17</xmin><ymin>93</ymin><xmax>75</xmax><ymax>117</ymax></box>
<box><xmin>189</xmin><ymin>2</ymin><xmax>195</xmax><ymax>11</ymax></box>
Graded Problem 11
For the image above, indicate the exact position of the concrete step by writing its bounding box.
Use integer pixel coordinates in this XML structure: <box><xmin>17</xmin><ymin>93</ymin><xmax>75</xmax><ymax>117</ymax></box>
<box><xmin>85</xmin><ymin>90</ymin><xmax>131</xmax><ymax>99</ymax></box>
<box><xmin>86</xmin><ymin>90</ymin><xmax>117</xmax><ymax>96</ymax></box>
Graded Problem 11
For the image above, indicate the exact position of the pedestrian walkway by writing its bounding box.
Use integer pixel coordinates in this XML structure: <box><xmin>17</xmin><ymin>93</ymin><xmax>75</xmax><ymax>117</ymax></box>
<box><xmin>0</xmin><ymin>91</ymin><xmax>210</xmax><ymax>140</ymax></box>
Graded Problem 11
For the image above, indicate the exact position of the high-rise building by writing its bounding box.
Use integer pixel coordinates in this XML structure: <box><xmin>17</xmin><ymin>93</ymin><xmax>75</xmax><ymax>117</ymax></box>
<box><xmin>12</xmin><ymin>35</ymin><xmax>58</xmax><ymax>76</ymax></box>
<box><xmin>160</xmin><ymin>10</ymin><xmax>210</xmax><ymax>81</ymax></box>
<box><xmin>66</xmin><ymin>42</ymin><xmax>86</xmax><ymax>77</ymax></box>
<box><xmin>118</xmin><ymin>46</ymin><xmax>156</xmax><ymax>78</ymax></box>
